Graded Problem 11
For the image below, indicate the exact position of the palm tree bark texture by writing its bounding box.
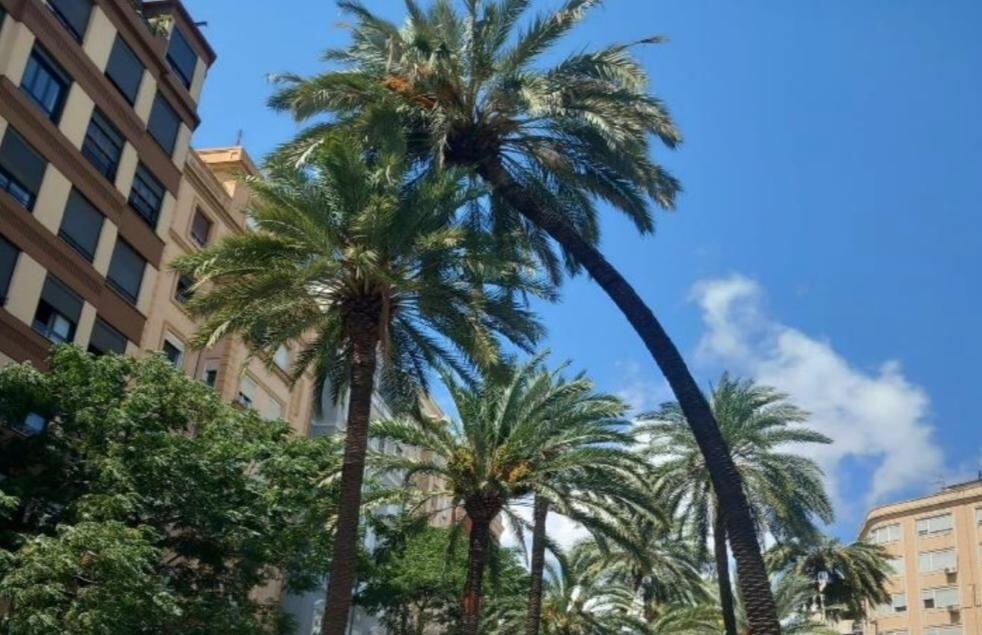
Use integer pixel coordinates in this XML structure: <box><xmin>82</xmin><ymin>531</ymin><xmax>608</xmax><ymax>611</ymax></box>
<box><xmin>525</xmin><ymin>495</ymin><xmax>550</xmax><ymax>635</ymax></box>
<box><xmin>475</xmin><ymin>156</ymin><xmax>780</xmax><ymax>634</ymax></box>
<box><xmin>320</xmin><ymin>305</ymin><xmax>381</xmax><ymax>635</ymax></box>
<box><xmin>714</xmin><ymin>499</ymin><xmax>739</xmax><ymax>635</ymax></box>
<box><xmin>461</xmin><ymin>497</ymin><xmax>500</xmax><ymax>635</ymax></box>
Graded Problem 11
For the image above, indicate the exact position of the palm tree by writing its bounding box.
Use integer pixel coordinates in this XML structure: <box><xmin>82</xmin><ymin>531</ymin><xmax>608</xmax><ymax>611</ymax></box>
<box><xmin>370</xmin><ymin>357</ymin><xmax>642</xmax><ymax>635</ymax></box>
<box><xmin>172</xmin><ymin>136</ymin><xmax>545</xmax><ymax>635</ymax></box>
<box><xmin>766</xmin><ymin>536</ymin><xmax>891</xmax><ymax>622</ymax></box>
<box><xmin>640</xmin><ymin>373</ymin><xmax>834</xmax><ymax>635</ymax></box>
<box><xmin>575</xmin><ymin>518</ymin><xmax>708</xmax><ymax>621</ymax></box>
<box><xmin>266</xmin><ymin>3</ymin><xmax>781</xmax><ymax>628</ymax></box>
<box><xmin>734</xmin><ymin>573</ymin><xmax>839</xmax><ymax>635</ymax></box>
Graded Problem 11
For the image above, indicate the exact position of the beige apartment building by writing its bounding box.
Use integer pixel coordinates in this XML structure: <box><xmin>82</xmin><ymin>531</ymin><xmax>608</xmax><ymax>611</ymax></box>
<box><xmin>860</xmin><ymin>479</ymin><xmax>982</xmax><ymax>635</ymax></box>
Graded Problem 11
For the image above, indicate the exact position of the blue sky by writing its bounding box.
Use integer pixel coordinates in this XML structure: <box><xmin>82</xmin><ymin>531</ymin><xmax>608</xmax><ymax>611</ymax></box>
<box><xmin>184</xmin><ymin>0</ymin><xmax>982</xmax><ymax>537</ymax></box>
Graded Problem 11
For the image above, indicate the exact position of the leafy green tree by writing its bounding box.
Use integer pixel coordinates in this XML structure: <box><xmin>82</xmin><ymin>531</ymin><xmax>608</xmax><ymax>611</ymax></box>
<box><xmin>369</xmin><ymin>358</ymin><xmax>636</xmax><ymax>635</ymax></box>
<box><xmin>640</xmin><ymin>373</ymin><xmax>834</xmax><ymax>635</ymax></box>
<box><xmin>173</xmin><ymin>135</ymin><xmax>545</xmax><ymax>635</ymax></box>
<box><xmin>0</xmin><ymin>347</ymin><xmax>342</xmax><ymax>634</ymax></box>
<box><xmin>766</xmin><ymin>536</ymin><xmax>891</xmax><ymax>622</ymax></box>
<box><xmin>266</xmin><ymin>3</ymin><xmax>780</xmax><ymax>628</ymax></box>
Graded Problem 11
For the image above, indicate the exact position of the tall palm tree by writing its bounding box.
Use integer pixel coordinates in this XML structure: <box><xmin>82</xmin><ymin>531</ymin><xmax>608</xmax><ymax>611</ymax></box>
<box><xmin>266</xmin><ymin>2</ymin><xmax>781</xmax><ymax>628</ymax></box>
<box><xmin>766</xmin><ymin>536</ymin><xmax>891</xmax><ymax>622</ymax></box>
<box><xmin>640</xmin><ymin>373</ymin><xmax>834</xmax><ymax>635</ymax></box>
<box><xmin>369</xmin><ymin>357</ymin><xmax>641</xmax><ymax>635</ymax></box>
<box><xmin>172</xmin><ymin>137</ymin><xmax>545</xmax><ymax>635</ymax></box>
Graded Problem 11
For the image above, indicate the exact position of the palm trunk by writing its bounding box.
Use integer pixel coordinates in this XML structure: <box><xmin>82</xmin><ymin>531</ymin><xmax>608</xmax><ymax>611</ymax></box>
<box><xmin>461</xmin><ymin>515</ymin><xmax>493</xmax><ymax>635</ymax></box>
<box><xmin>476</xmin><ymin>158</ymin><xmax>780</xmax><ymax>635</ymax></box>
<box><xmin>525</xmin><ymin>495</ymin><xmax>550</xmax><ymax>635</ymax></box>
<box><xmin>320</xmin><ymin>308</ymin><xmax>381</xmax><ymax>635</ymax></box>
<box><xmin>714</xmin><ymin>500</ymin><xmax>738</xmax><ymax>635</ymax></box>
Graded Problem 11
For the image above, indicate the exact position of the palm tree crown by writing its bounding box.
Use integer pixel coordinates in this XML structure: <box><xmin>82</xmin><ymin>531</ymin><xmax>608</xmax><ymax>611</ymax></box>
<box><xmin>174</xmin><ymin>135</ymin><xmax>544</xmax><ymax>405</ymax></box>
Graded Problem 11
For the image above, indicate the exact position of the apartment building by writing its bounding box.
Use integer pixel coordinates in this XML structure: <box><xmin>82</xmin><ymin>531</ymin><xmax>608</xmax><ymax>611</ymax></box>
<box><xmin>0</xmin><ymin>0</ymin><xmax>212</xmax><ymax>366</ymax></box>
<box><xmin>860</xmin><ymin>479</ymin><xmax>982</xmax><ymax>635</ymax></box>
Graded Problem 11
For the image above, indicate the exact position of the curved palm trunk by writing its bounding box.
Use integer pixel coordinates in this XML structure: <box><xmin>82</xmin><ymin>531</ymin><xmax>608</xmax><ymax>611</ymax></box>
<box><xmin>461</xmin><ymin>515</ymin><xmax>494</xmax><ymax>635</ymax></box>
<box><xmin>476</xmin><ymin>158</ymin><xmax>780</xmax><ymax>635</ymax></box>
<box><xmin>525</xmin><ymin>495</ymin><xmax>550</xmax><ymax>635</ymax></box>
<box><xmin>714</xmin><ymin>501</ymin><xmax>738</xmax><ymax>635</ymax></box>
<box><xmin>320</xmin><ymin>309</ymin><xmax>381</xmax><ymax>635</ymax></box>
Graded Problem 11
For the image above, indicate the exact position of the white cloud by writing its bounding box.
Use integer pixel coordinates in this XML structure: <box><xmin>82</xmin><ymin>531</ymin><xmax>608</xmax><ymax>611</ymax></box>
<box><xmin>615</xmin><ymin>360</ymin><xmax>670</xmax><ymax>414</ymax></box>
<box><xmin>689</xmin><ymin>274</ymin><xmax>944</xmax><ymax>510</ymax></box>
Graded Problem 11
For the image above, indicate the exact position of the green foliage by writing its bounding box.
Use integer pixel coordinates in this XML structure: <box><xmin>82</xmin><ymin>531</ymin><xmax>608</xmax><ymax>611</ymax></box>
<box><xmin>267</xmin><ymin>0</ymin><xmax>682</xmax><ymax>283</ymax></box>
<box><xmin>0</xmin><ymin>347</ymin><xmax>342</xmax><ymax>634</ymax></box>
<box><xmin>173</xmin><ymin>135</ymin><xmax>548</xmax><ymax>411</ymax></box>
<box><xmin>357</xmin><ymin>514</ymin><xmax>526</xmax><ymax>635</ymax></box>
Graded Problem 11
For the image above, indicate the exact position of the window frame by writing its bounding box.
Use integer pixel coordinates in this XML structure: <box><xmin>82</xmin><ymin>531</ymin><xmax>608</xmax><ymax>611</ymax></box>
<box><xmin>21</xmin><ymin>44</ymin><xmax>72</xmax><ymax>123</ymax></box>
<box><xmin>917</xmin><ymin>513</ymin><xmax>954</xmax><ymax>536</ymax></box>
<box><xmin>165</xmin><ymin>27</ymin><xmax>198</xmax><ymax>90</ymax></box>
<box><xmin>919</xmin><ymin>548</ymin><xmax>957</xmax><ymax>573</ymax></box>
<box><xmin>189</xmin><ymin>208</ymin><xmax>212</xmax><ymax>246</ymax></box>
<box><xmin>32</xmin><ymin>275</ymin><xmax>82</xmax><ymax>344</ymax></box>
<box><xmin>174</xmin><ymin>273</ymin><xmax>194</xmax><ymax>304</ymax></box>
<box><xmin>0</xmin><ymin>127</ymin><xmax>48</xmax><ymax>210</ymax></box>
<box><xmin>147</xmin><ymin>94</ymin><xmax>181</xmax><ymax>157</ymax></box>
<box><xmin>106</xmin><ymin>239</ymin><xmax>145</xmax><ymax>305</ymax></box>
<box><xmin>921</xmin><ymin>585</ymin><xmax>960</xmax><ymax>610</ymax></box>
<box><xmin>161</xmin><ymin>334</ymin><xmax>185</xmax><ymax>369</ymax></box>
<box><xmin>87</xmin><ymin>317</ymin><xmax>127</xmax><ymax>356</ymax></box>
<box><xmin>58</xmin><ymin>189</ymin><xmax>104</xmax><ymax>261</ymax></box>
<box><xmin>82</xmin><ymin>110</ymin><xmax>124</xmax><ymax>182</ymax></box>
<box><xmin>104</xmin><ymin>35</ymin><xmax>144</xmax><ymax>105</ymax></box>
<box><xmin>869</xmin><ymin>523</ymin><xmax>902</xmax><ymax>544</ymax></box>
<box><xmin>47</xmin><ymin>0</ymin><xmax>92</xmax><ymax>42</ymax></box>
<box><xmin>0</xmin><ymin>236</ymin><xmax>19</xmax><ymax>305</ymax></box>
<box><xmin>128</xmin><ymin>163</ymin><xmax>164</xmax><ymax>228</ymax></box>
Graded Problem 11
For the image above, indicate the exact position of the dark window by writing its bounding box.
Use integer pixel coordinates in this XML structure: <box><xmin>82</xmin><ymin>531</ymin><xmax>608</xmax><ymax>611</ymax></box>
<box><xmin>105</xmin><ymin>36</ymin><xmax>143</xmax><ymax>104</ymax></box>
<box><xmin>147</xmin><ymin>95</ymin><xmax>180</xmax><ymax>156</ymax></box>
<box><xmin>87</xmin><ymin>318</ymin><xmax>126</xmax><ymax>355</ymax></box>
<box><xmin>0</xmin><ymin>236</ymin><xmax>18</xmax><ymax>304</ymax></box>
<box><xmin>14</xmin><ymin>413</ymin><xmax>48</xmax><ymax>436</ymax></box>
<box><xmin>58</xmin><ymin>189</ymin><xmax>104</xmax><ymax>261</ymax></box>
<box><xmin>32</xmin><ymin>275</ymin><xmax>82</xmax><ymax>344</ymax></box>
<box><xmin>21</xmin><ymin>45</ymin><xmax>71</xmax><ymax>122</ymax></box>
<box><xmin>106</xmin><ymin>240</ymin><xmax>145</xmax><ymax>304</ymax></box>
<box><xmin>128</xmin><ymin>164</ymin><xmax>164</xmax><ymax>228</ymax></box>
<box><xmin>82</xmin><ymin>110</ymin><xmax>124</xmax><ymax>181</ymax></box>
<box><xmin>175</xmin><ymin>274</ymin><xmax>194</xmax><ymax>304</ymax></box>
<box><xmin>166</xmin><ymin>27</ymin><xmax>197</xmax><ymax>90</ymax></box>
<box><xmin>47</xmin><ymin>0</ymin><xmax>92</xmax><ymax>42</ymax></box>
<box><xmin>190</xmin><ymin>209</ymin><xmax>212</xmax><ymax>246</ymax></box>
<box><xmin>0</xmin><ymin>128</ymin><xmax>47</xmax><ymax>210</ymax></box>
<box><xmin>162</xmin><ymin>339</ymin><xmax>183</xmax><ymax>366</ymax></box>
<box><xmin>203</xmin><ymin>368</ymin><xmax>218</xmax><ymax>387</ymax></box>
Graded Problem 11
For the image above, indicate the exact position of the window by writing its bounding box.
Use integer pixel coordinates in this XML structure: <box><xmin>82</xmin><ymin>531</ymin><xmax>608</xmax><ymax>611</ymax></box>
<box><xmin>922</xmin><ymin>586</ymin><xmax>959</xmax><ymax>610</ymax></box>
<box><xmin>13</xmin><ymin>413</ymin><xmax>48</xmax><ymax>436</ymax></box>
<box><xmin>162</xmin><ymin>336</ymin><xmax>184</xmax><ymax>368</ymax></box>
<box><xmin>106</xmin><ymin>240</ymin><xmax>145</xmax><ymax>304</ymax></box>
<box><xmin>166</xmin><ymin>27</ymin><xmax>197</xmax><ymax>89</ymax></box>
<box><xmin>889</xmin><ymin>556</ymin><xmax>905</xmax><ymax>577</ymax></box>
<box><xmin>274</xmin><ymin>345</ymin><xmax>290</xmax><ymax>372</ymax></box>
<box><xmin>189</xmin><ymin>209</ymin><xmax>212</xmax><ymax>246</ymax></box>
<box><xmin>147</xmin><ymin>95</ymin><xmax>180</xmax><ymax>156</ymax></box>
<box><xmin>925</xmin><ymin>628</ymin><xmax>962</xmax><ymax>635</ymax></box>
<box><xmin>920</xmin><ymin>549</ymin><xmax>957</xmax><ymax>573</ymax></box>
<box><xmin>237</xmin><ymin>376</ymin><xmax>256</xmax><ymax>408</ymax></box>
<box><xmin>82</xmin><ymin>110</ymin><xmax>124</xmax><ymax>181</ymax></box>
<box><xmin>975</xmin><ymin>508</ymin><xmax>982</xmax><ymax>524</ymax></box>
<box><xmin>200</xmin><ymin>362</ymin><xmax>218</xmax><ymax>388</ymax></box>
<box><xmin>917</xmin><ymin>513</ymin><xmax>953</xmax><ymax>535</ymax></box>
<box><xmin>32</xmin><ymin>275</ymin><xmax>82</xmax><ymax>343</ymax></box>
<box><xmin>0</xmin><ymin>128</ymin><xmax>47</xmax><ymax>210</ymax></box>
<box><xmin>128</xmin><ymin>164</ymin><xmax>164</xmax><ymax>228</ymax></box>
<box><xmin>869</xmin><ymin>523</ymin><xmax>902</xmax><ymax>544</ymax></box>
<box><xmin>21</xmin><ymin>46</ymin><xmax>71</xmax><ymax>122</ymax></box>
<box><xmin>263</xmin><ymin>397</ymin><xmax>283</xmax><ymax>421</ymax></box>
<box><xmin>0</xmin><ymin>236</ymin><xmax>18</xmax><ymax>304</ymax></box>
<box><xmin>87</xmin><ymin>318</ymin><xmax>126</xmax><ymax>355</ymax></box>
<box><xmin>175</xmin><ymin>274</ymin><xmax>194</xmax><ymax>304</ymax></box>
<box><xmin>105</xmin><ymin>36</ymin><xmax>143</xmax><ymax>104</ymax></box>
<box><xmin>47</xmin><ymin>0</ymin><xmax>92</xmax><ymax>42</ymax></box>
<box><xmin>58</xmin><ymin>189</ymin><xmax>103</xmax><ymax>261</ymax></box>
<box><xmin>877</xmin><ymin>593</ymin><xmax>906</xmax><ymax>616</ymax></box>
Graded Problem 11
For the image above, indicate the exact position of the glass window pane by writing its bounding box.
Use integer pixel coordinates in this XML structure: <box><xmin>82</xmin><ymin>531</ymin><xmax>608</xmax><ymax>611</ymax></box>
<box><xmin>105</xmin><ymin>36</ymin><xmax>143</xmax><ymax>104</ymax></box>
<box><xmin>107</xmin><ymin>240</ymin><xmax>145</xmax><ymax>304</ymax></box>
<box><xmin>58</xmin><ymin>189</ymin><xmax>103</xmax><ymax>261</ymax></box>
<box><xmin>33</xmin><ymin>275</ymin><xmax>81</xmax><ymax>342</ymax></box>
<box><xmin>0</xmin><ymin>127</ymin><xmax>47</xmax><ymax>209</ymax></box>
<box><xmin>190</xmin><ymin>209</ymin><xmax>212</xmax><ymax>245</ymax></box>
<box><xmin>82</xmin><ymin>111</ymin><xmax>124</xmax><ymax>181</ymax></box>
<box><xmin>88</xmin><ymin>318</ymin><xmax>126</xmax><ymax>355</ymax></box>
<box><xmin>148</xmin><ymin>95</ymin><xmax>180</xmax><ymax>156</ymax></box>
<box><xmin>0</xmin><ymin>235</ymin><xmax>19</xmax><ymax>303</ymax></box>
<box><xmin>166</xmin><ymin>27</ymin><xmax>197</xmax><ymax>89</ymax></box>
<box><xmin>21</xmin><ymin>46</ymin><xmax>71</xmax><ymax>122</ymax></box>
<box><xmin>48</xmin><ymin>0</ymin><xmax>92</xmax><ymax>41</ymax></box>
<box><xmin>128</xmin><ymin>164</ymin><xmax>164</xmax><ymax>227</ymax></box>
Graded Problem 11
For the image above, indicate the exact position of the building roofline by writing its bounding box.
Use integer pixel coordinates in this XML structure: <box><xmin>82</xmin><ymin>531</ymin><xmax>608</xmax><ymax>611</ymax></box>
<box><xmin>857</xmin><ymin>478</ymin><xmax>982</xmax><ymax>538</ymax></box>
